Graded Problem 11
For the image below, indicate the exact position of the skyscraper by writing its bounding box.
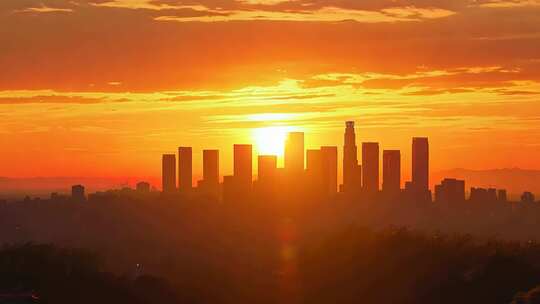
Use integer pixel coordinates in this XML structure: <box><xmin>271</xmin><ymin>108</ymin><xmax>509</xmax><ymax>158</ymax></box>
<box><xmin>258</xmin><ymin>155</ymin><xmax>277</xmax><ymax>183</ymax></box>
<box><xmin>306</xmin><ymin>149</ymin><xmax>323</xmax><ymax>188</ymax></box>
<box><xmin>203</xmin><ymin>149</ymin><xmax>219</xmax><ymax>186</ymax></box>
<box><xmin>234</xmin><ymin>144</ymin><xmax>252</xmax><ymax>188</ymax></box>
<box><xmin>178</xmin><ymin>147</ymin><xmax>192</xmax><ymax>191</ymax></box>
<box><xmin>343</xmin><ymin>121</ymin><xmax>359</xmax><ymax>192</ymax></box>
<box><xmin>162</xmin><ymin>154</ymin><xmax>176</xmax><ymax>193</ymax></box>
<box><xmin>306</xmin><ymin>149</ymin><xmax>322</xmax><ymax>173</ymax></box>
<box><xmin>383</xmin><ymin>150</ymin><xmax>401</xmax><ymax>193</ymax></box>
<box><xmin>285</xmin><ymin>132</ymin><xmax>304</xmax><ymax>175</ymax></box>
<box><xmin>412</xmin><ymin>137</ymin><xmax>429</xmax><ymax>191</ymax></box>
<box><xmin>362</xmin><ymin>142</ymin><xmax>379</xmax><ymax>192</ymax></box>
<box><xmin>321</xmin><ymin>146</ymin><xmax>338</xmax><ymax>194</ymax></box>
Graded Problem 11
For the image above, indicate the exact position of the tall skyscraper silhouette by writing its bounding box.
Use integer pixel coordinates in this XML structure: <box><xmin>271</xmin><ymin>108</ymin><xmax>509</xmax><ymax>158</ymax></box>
<box><xmin>362</xmin><ymin>142</ymin><xmax>379</xmax><ymax>192</ymax></box>
<box><xmin>343</xmin><ymin>121</ymin><xmax>359</xmax><ymax>192</ymax></box>
<box><xmin>234</xmin><ymin>144</ymin><xmax>252</xmax><ymax>188</ymax></box>
<box><xmin>285</xmin><ymin>132</ymin><xmax>304</xmax><ymax>175</ymax></box>
<box><xmin>258</xmin><ymin>155</ymin><xmax>277</xmax><ymax>183</ymax></box>
<box><xmin>321</xmin><ymin>146</ymin><xmax>338</xmax><ymax>194</ymax></box>
<box><xmin>178</xmin><ymin>147</ymin><xmax>192</xmax><ymax>191</ymax></box>
<box><xmin>306</xmin><ymin>149</ymin><xmax>322</xmax><ymax>173</ymax></box>
<box><xmin>306</xmin><ymin>149</ymin><xmax>323</xmax><ymax>188</ymax></box>
<box><xmin>162</xmin><ymin>154</ymin><xmax>176</xmax><ymax>193</ymax></box>
<box><xmin>412</xmin><ymin>137</ymin><xmax>429</xmax><ymax>191</ymax></box>
<box><xmin>203</xmin><ymin>149</ymin><xmax>219</xmax><ymax>186</ymax></box>
<box><xmin>383</xmin><ymin>150</ymin><xmax>401</xmax><ymax>193</ymax></box>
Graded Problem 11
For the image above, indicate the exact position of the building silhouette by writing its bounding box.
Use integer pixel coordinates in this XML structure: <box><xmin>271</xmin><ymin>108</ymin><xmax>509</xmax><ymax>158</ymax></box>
<box><xmin>343</xmin><ymin>121</ymin><xmax>360</xmax><ymax>192</ymax></box>
<box><xmin>382</xmin><ymin>150</ymin><xmax>401</xmax><ymax>193</ymax></box>
<box><xmin>521</xmin><ymin>191</ymin><xmax>535</xmax><ymax>203</ymax></box>
<box><xmin>178</xmin><ymin>147</ymin><xmax>192</xmax><ymax>192</ymax></box>
<box><xmin>362</xmin><ymin>142</ymin><xmax>380</xmax><ymax>192</ymax></box>
<box><xmin>321</xmin><ymin>146</ymin><xmax>338</xmax><ymax>194</ymax></box>
<box><xmin>306</xmin><ymin>149</ymin><xmax>324</xmax><ymax>190</ymax></box>
<box><xmin>285</xmin><ymin>132</ymin><xmax>304</xmax><ymax>176</ymax></box>
<box><xmin>203</xmin><ymin>150</ymin><xmax>219</xmax><ymax>186</ymax></box>
<box><xmin>498</xmin><ymin>189</ymin><xmax>508</xmax><ymax>202</ymax></box>
<box><xmin>234</xmin><ymin>144</ymin><xmax>252</xmax><ymax>188</ymax></box>
<box><xmin>412</xmin><ymin>137</ymin><xmax>429</xmax><ymax>192</ymax></box>
<box><xmin>434</xmin><ymin>178</ymin><xmax>465</xmax><ymax>204</ymax></box>
<box><xmin>306</xmin><ymin>149</ymin><xmax>322</xmax><ymax>173</ymax></box>
<box><xmin>258</xmin><ymin>155</ymin><xmax>278</xmax><ymax>183</ymax></box>
<box><xmin>136</xmin><ymin>182</ymin><xmax>150</xmax><ymax>192</ymax></box>
<box><xmin>256</xmin><ymin>155</ymin><xmax>278</xmax><ymax>197</ymax></box>
<box><xmin>162</xmin><ymin>154</ymin><xmax>176</xmax><ymax>193</ymax></box>
<box><xmin>71</xmin><ymin>184</ymin><xmax>86</xmax><ymax>202</ymax></box>
<box><xmin>199</xmin><ymin>149</ymin><xmax>219</xmax><ymax>196</ymax></box>
<box><xmin>470</xmin><ymin>187</ymin><xmax>498</xmax><ymax>203</ymax></box>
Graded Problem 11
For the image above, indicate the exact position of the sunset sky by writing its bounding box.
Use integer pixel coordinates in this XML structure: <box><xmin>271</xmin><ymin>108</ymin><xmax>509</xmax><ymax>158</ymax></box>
<box><xmin>1</xmin><ymin>0</ymin><xmax>540</xmax><ymax>185</ymax></box>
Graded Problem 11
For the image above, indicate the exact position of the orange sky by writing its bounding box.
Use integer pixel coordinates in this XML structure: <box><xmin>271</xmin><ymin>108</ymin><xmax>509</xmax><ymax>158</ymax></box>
<box><xmin>1</xmin><ymin>0</ymin><xmax>540</xmax><ymax>184</ymax></box>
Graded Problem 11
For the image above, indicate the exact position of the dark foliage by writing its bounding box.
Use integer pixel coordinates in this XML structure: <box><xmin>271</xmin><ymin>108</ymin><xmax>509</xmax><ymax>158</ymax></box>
<box><xmin>0</xmin><ymin>244</ymin><xmax>182</xmax><ymax>304</ymax></box>
<box><xmin>2</xmin><ymin>196</ymin><xmax>540</xmax><ymax>303</ymax></box>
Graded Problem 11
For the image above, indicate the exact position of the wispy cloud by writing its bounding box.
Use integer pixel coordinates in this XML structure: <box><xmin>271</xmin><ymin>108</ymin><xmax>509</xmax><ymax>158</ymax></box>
<box><xmin>155</xmin><ymin>6</ymin><xmax>455</xmax><ymax>23</ymax></box>
<box><xmin>14</xmin><ymin>5</ymin><xmax>74</xmax><ymax>13</ymax></box>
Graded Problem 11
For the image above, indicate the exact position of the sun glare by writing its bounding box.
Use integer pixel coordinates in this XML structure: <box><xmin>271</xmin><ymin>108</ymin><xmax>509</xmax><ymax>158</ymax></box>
<box><xmin>253</xmin><ymin>126</ymin><xmax>297</xmax><ymax>157</ymax></box>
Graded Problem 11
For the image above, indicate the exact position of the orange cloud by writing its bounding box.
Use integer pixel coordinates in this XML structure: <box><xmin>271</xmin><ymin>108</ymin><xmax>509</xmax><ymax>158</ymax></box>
<box><xmin>1</xmin><ymin>0</ymin><xmax>540</xmax><ymax>179</ymax></box>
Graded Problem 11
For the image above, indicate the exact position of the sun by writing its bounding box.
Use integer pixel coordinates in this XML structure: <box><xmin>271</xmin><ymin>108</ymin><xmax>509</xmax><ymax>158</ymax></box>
<box><xmin>252</xmin><ymin>126</ymin><xmax>297</xmax><ymax>157</ymax></box>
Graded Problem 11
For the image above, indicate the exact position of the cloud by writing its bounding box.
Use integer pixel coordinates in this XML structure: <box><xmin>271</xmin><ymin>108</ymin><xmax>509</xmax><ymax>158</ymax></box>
<box><xmin>15</xmin><ymin>6</ymin><xmax>74</xmax><ymax>13</ymax></box>
<box><xmin>0</xmin><ymin>95</ymin><xmax>105</xmax><ymax>104</ymax></box>
<box><xmin>475</xmin><ymin>0</ymin><xmax>540</xmax><ymax>8</ymax></box>
<box><xmin>90</xmin><ymin>0</ymin><xmax>210</xmax><ymax>10</ymax></box>
<box><xmin>155</xmin><ymin>6</ymin><xmax>455</xmax><ymax>22</ymax></box>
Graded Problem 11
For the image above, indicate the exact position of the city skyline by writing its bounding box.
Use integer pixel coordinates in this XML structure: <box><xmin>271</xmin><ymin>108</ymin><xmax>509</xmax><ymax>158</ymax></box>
<box><xmin>160</xmin><ymin>121</ymin><xmax>428</xmax><ymax>191</ymax></box>
<box><xmin>41</xmin><ymin>120</ymin><xmax>531</xmax><ymax>204</ymax></box>
<box><xmin>0</xmin><ymin>119</ymin><xmax>537</xmax><ymax>199</ymax></box>
<box><xmin>152</xmin><ymin>121</ymin><xmax>538</xmax><ymax>202</ymax></box>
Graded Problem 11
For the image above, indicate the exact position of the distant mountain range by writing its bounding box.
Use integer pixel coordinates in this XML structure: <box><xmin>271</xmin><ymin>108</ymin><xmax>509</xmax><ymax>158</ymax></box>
<box><xmin>433</xmin><ymin>168</ymin><xmax>540</xmax><ymax>198</ymax></box>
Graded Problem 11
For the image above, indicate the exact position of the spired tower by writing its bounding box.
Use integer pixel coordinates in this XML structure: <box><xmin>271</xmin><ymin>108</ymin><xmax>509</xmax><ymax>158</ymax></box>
<box><xmin>343</xmin><ymin>121</ymin><xmax>359</xmax><ymax>192</ymax></box>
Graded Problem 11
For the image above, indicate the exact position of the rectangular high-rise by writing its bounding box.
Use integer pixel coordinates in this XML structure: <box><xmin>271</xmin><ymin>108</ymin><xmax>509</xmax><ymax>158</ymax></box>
<box><xmin>306</xmin><ymin>149</ymin><xmax>323</xmax><ymax>188</ymax></box>
<box><xmin>412</xmin><ymin>137</ymin><xmax>429</xmax><ymax>191</ymax></box>
<box><xmin>343</xmin><ymin>121</ymin><xmax>359</xmax><ymax>192</ymax></box>
<box><xmin>203</xmin><ymin>149</ymin><xmax>219</xmax><ymax>186</ymax></box>
<box><xmin>285</xmin><ymin>132</ymin><xmax>304</xmax><ymax>175</ymax></box>
<box><xmin>362</xmin><ymin>142</ymin><xmax>379</xmax><ymax>192</ymax></box>
<box><xmin>162</xmin><ymin>154</ymin><xmax>176</xmax><ymax>193</ymax></box>
<box><xmin>258</xmin><ymin>155</ymin><xmax>277</xmax><ymax>183</ymax></box>
<box><xmin>234</xmin><ymin>144</ymin><xmax>252</xmax><ymax>188</ymax></box>
<box><xmin>321</xmin><ymin>146</ymin><xmax>338</xmax><ymax>194</ymax></box>
<box><xmin>383</xmin><ymin>150</ymin><xmax>401</xmax><ymax>192</ymax></box>
<box><xmin>306</xmin><ymin>149</ymin><xmax>322</xmax><ymax>173</ymax></box>
<box><xmin>178</xmin><ymin>147</ymin><xmax>192</xmax><ymax>191</ymax></box>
